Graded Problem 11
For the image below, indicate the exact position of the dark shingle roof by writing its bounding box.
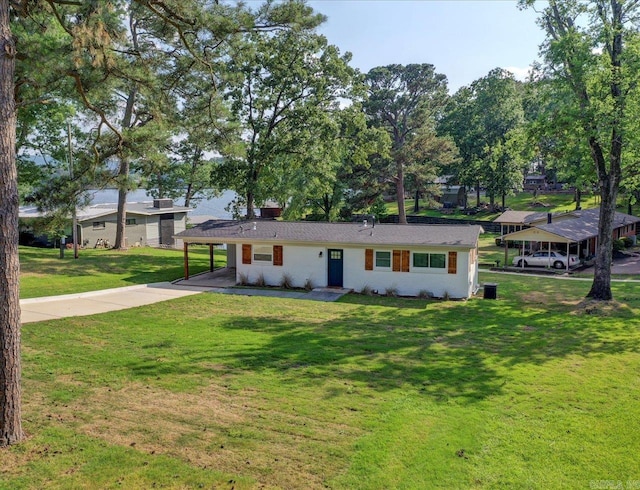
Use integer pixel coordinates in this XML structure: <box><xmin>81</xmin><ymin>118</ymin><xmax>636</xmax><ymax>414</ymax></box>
<box><xmin>176</xmin><ymin>220</ymin><xmax>483</xmax><ymax>248</ymax></box>
<box><xmin>537</xmin><ymin>208</ymin><xmax>640</xmax><ymax>242</ymax></box>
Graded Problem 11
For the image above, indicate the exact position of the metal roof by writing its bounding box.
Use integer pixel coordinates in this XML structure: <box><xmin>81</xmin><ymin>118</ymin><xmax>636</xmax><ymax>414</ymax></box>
<box><xmin>494</xmin><ymin>210</ymin><xmax>548</xmax><ymax>224</ymax></box>
<box><xmin>175</xmin><ymin>220</ymin><xmax>484</xmax><ymax>248</ymax></box>
<box><xmin>19</xmin><ymin>201</ymin><xmax>191</xmax><ymax>222</ymax></box>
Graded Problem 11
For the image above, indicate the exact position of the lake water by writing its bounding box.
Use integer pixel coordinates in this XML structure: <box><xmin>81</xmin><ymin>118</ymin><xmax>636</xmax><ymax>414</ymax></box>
<box><xmin>89</xmin><ymin>188</ymin><xmax>237</xmax><ymax>220</ymax></box>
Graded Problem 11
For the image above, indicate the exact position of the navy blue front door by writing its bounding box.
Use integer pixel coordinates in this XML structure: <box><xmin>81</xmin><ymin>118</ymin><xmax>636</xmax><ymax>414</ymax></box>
<box><xmin>327</xmin><ymin>249</ymin><xmax>344</xmax><ymax>287</ymax></box>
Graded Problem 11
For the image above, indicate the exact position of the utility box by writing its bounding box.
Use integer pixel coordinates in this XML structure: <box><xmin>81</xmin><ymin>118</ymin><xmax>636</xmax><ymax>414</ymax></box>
<box><xmin>484</xmin><ymin>283</ymin><xmax>498</xmax><ymax>300</ymax></box>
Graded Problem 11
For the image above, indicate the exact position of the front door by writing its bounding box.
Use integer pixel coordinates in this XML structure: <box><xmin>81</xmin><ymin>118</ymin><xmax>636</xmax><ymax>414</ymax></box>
<box><xmin>159</xmin><ymin>213</ymin><xmax>175</xmax><ymax>246</ymax></box>
<box><xmin>327</xmin><ymin>249</ymin><xmax>344</xmax><ymax>287</ymax></box>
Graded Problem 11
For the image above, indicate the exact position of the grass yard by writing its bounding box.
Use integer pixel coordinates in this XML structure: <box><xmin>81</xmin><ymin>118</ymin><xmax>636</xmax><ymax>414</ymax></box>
<box><xmin>3</xmin><ymin>273</ymin><xmax>640</xmax><ymax>488</ymax></box>
<box><xmin>19</xmin><ymin>245</ymin><xmax>224</xmax><ymax>299</ymax></box>
<box><xmin>386</xmin><ymin>191</ymin><xmax>603</xmax><ymax>220</ymax></box>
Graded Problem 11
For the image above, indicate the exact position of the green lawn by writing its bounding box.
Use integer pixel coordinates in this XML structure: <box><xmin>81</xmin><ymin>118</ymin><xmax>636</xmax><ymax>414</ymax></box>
<box><xmin>4</xmin><ymin>273</ymin><xmax>640</xmax><ymax>488</ymax></box>
<box><xmin>385</xmin><ymin>191</ymin><xmax>604</xmax><ymax>220</ymax></box>
<box><xmin>19</xmin><ymin>246</ymin><xmax>224</xmax><ymax>299</ymax></box>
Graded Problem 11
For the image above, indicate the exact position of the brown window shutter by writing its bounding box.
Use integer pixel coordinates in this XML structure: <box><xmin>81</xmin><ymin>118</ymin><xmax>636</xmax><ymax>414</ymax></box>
<box><xmin>448</xmin><ymin>251</ymin><xmax>457</xmax><ymax>274</ymax></box>
<box><xmin>273</xmin><ymin>245</ymin><xmax>283</xmax><ymax>266</ymax></box>
<box><xmin>401</xmin><ymin>250</ymin><xmax>410</xmax><ymax>272</ymax></box>
<box><xmin>392</xmin><ymin>249</ymin><xmax>401</xmax><ymax>271</ymax></box>
<box><xmin>365</xmin><ymin>248</ymin><xmax>373</xmax><ymax>271</ymax></box>
<box><xmin>242</xmin><ymin>244</ymin><xmax>252</xmax><ymax>264</ymax></box>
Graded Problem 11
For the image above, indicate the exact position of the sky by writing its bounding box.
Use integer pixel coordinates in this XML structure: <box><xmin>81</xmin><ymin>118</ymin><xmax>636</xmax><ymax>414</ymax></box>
<box><xmin>306</xmin><ymin>0</ymin><xmax>548</xmax><ymax>93</ymax></box>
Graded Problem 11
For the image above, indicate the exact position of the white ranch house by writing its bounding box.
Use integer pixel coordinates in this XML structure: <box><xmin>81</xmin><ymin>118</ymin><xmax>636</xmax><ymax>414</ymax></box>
<box><xmin>175</xmin><ymin>220</ymin><xmax>484</xmax><ymax>299</ymax></box>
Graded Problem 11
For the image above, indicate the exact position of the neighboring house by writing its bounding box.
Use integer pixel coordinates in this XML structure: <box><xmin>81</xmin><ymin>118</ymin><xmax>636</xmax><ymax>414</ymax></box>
<box><xmin>523</xmin><ymin>174</ymin><xmax>546</xmax><ymax>191</ymax></box>
<box><xmin>497</xmin><ymin>207</ymin><xmax>640</xmax><ymax>262</ymax></box>
<box><xmin>437</xmin><ymin>185</ymin><xmax>466</xmax><ymax>208</ymax></box>
<box><xmin>19</xmin><ymin>198</ymin><xmax>191</xmax><ymax>249</ymax></box>
<box><xmin>494</xmin><ymin>210</ymin><xmax>562</xmax><ymax>235</ymax></box>
<box><xmin>175</xmin><ymin>219</ymin><xmax>484</xmax><ymax>299</ymax></box>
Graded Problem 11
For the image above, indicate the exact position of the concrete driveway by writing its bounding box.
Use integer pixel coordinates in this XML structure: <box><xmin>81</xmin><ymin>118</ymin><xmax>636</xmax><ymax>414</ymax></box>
<box><xmin>20</xmin><ymin>283</ymin><xmax>205</xmax><ymax>324</ymax></box>
<box><xmin>611</xmin><ymin>253</ymin><xmax>640</xmax><ymax>274</ymax></box>
<box><xmin>20</xmin><ymin>282</ymin><xmax>352</xmax><ymax>324</ymax></box>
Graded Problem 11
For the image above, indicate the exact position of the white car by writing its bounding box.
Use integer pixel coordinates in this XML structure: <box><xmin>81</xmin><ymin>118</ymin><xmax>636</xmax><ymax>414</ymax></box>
<box><xmin>512</xmin><ymin>250</ymin><xmax>579</xmax><ymax>269</ymax></box>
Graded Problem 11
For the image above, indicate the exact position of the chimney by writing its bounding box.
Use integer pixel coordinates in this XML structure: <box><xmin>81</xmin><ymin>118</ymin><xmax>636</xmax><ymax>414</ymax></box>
<box><xmin>153</xmin><ymin>198</ymin><xmax>173</xmax><ymax>209</ymax></box>
<box><xmin>547</xmin><ymin>212</ymin><xmax>552</xmax><ymax>224</ymax></box>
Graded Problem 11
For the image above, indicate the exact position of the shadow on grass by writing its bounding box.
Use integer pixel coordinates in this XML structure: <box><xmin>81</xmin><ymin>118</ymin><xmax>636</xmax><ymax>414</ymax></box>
<box><xmin>114</xmin><ymin>290</ymin><xmax>640</xmax><ymax>405</ymax></box>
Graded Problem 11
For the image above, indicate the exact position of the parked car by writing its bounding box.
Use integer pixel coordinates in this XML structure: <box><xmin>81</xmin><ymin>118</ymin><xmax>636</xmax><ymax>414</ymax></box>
<box><xmin>512</xmin><ymin>250</ymin><xmax>579</xmax><ymax>269</ymax></box>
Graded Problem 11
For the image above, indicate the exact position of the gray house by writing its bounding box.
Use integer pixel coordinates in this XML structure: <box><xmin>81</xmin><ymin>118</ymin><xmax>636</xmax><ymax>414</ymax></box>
<box><xmin>20</xmin><ymin>198</ymin><xmax>191</xmax><ymax>249</ymax></box>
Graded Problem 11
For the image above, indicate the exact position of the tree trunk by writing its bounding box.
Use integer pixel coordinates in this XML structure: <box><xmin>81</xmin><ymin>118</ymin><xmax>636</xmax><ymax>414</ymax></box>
<box><xmin>0</xmin><ymin>0</ymin><xmax>24</xmax><ymax>446</ymax></box>
<box><xmin>246</xmin><ymin>190</ymin><xmax>256</xmax><ymax>219</ymax></box>
<box><xmin>476</xmin><ymin>181</ymin><xmax>481</xmax><ymax>207</ymax></box>
<box><xmin>322</xmin><ymin>194</ymin><xmax>331</xmax><ymax>221</ymax></box>
<box><xmin>587</xmin><ymin>181</ymin><xmax>617</xmax><ymax>300</ymax></box>
<box><xmin>114</xmin><ymin>86</ymin><xmax>137</xmax><ymax>250</ymax></box>
<box><xmin>575</xmin><ymin>187</ymin><xmax>582</xmax><ymax>210</ymax></box>
<box><xmin>113</xmin><ymin>182</ymin><xmax>128</xmax><ymax>249</ymax></box>
<box><xmin>395</xmin><ymin>158</ymin><xmax>407</xmax><ymax>224</ymax></box>
<box><xmin>184</xmin><ymin>182</ymin><xmax>193</xmax><ymax>209</ymax></box>
<box><xmin>414</xmin><ymin>189</ymin><xmax>420</xmax><ymax>213</ymax></box>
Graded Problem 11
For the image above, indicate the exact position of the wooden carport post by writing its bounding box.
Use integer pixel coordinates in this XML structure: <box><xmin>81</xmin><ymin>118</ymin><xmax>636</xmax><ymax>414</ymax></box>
<box><xmin>209</xmin><ymin>244</ymin><xmax>214</xmax><ymax>272</ymax></box>
<box><xmin>503</xmin><ymin>239</ymin><xmax>508</xmax><ymax>268</ymax></box>
<box><xmin>183</xmin><ymin>241</ymin><xmax>189</xmax><ymax>280</ymax></box>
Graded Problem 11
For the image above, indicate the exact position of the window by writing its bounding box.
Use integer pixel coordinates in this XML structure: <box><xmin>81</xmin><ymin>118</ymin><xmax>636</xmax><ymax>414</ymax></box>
<box><xmin>375</xmin><ymin>251</ymin><xmax>391</xmax><ymax>268</ymax></box>
<box><xmin>413</xmin><ymin>253</ymin><xmax>429</xmax><ymax>268</ymax></box>
<box><xmin>253</xmin><ymin>246</ymin><xmax>273</xmax><ymax>262</ymax></box>
<box><xmin>430</xmin><ymin>254</ymin><xmax>446</xmax><ymax>269</ymax></box>
<box><xmin>126</xmin><ymin>218</ymin><xmax>137</xmax><ymax>226</ymax></box>
<box><xmin>412</xmin><ymin>252</ymin><xmax>446</xmax><ymax>269</ymax></box>
<box><xmin>92</xmin><ymin>221</ymin><xmax>105</xmax><ymax>230</ymax></box>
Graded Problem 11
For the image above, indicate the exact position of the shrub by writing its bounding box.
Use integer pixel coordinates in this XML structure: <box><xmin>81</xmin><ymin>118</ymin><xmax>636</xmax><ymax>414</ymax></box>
<box><xmin>304</xmin><ymin>278</ymin><xmax>314</xmax><ymax>291</ymax></box>
<box><xmin>613</xmin><ymin>239</ymin><xmax>626</xmax><ymax>253</ymax></box>
<box><xmin>361</xmin><ymin>285</ymin><xmax>373</xmax><ymax>296</ymax></box>
<box><xmin>622</xmin><ymin>236</ymin><xmax>634</xmax><ymax>248</ymax></box>
<box><xmin>238</xmin><ymin>273</ymin><xmax>249</xmax><ymax>286</ymax></box>
<box><xmin>385</xmin><ymin>286</ymin><xmax>398</xmax><ymax>297</ymax></box>
<box><xmin>280</xmin><ymin>273</ymin><xmax>294</xmax><ymax>289</ymax></box>
<box><xmin>254</xmin><ymin>273</ymin><xmax>266</xmax><ymax>287</ymax></box>
<box><xmin>418</xmin><ymin>289</ymin><xmax>433</xmax><ymax>299</ymax></box>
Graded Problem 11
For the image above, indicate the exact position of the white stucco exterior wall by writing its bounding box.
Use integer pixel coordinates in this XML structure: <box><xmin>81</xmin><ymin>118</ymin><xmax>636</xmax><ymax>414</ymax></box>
<box><xmin>234</xmin><ymin>242</ymin><xmax>478</xmax><ymax>299</ymax></box>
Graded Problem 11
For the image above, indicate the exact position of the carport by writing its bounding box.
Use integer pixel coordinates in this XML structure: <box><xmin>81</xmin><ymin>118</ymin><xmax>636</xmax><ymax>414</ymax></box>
<box><xmin>500</xmin><ymin>227</ymin><xmax>585</xmax><ymax>272</ymax></box>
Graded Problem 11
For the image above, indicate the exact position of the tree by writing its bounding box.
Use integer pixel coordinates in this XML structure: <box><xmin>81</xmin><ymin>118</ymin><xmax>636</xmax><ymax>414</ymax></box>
<box><xmin>301</xmin><ymin>105</ymin><xmax>390</xmax><ymax>221</ymax></box>
<box><xmin>1</xmin><ymin>0</ymin><xmax>327</xmax><ymax>447</ymax></box>
<box><xmin>364</xmin><ymin>64</ymin><xmax>449</xmax><ymax>223</ymax></box>
<box><xmin>1</xmin><ymin>0</ymin><xmax>24</xmax><ymax>447</ymax></box>
<box><xmin>440</xmin><ymin>68</ymin><xmax>525</xmax><ymax>210</ymax></box>
<box><xmin>217</xmin><ymin>26</ymin><xmax>357</xmax><ymax>219</ymax></box>
<box><xmin>521</xmin><ymin>76</ymin><xmax>597</xmax><ymax>209</ymax></box>
<box><xmin>402</xmin><ymin>123</ymin><xmax>459</xmax><ymax>212</ymax></box>
<box><xmin>144</xmin><ymin>139</ymin><xmax>222</xmax><ymax>209</ymax></box>
<box><xmin>522</xmin><ymin>0</ymin><xmax>640</xmax><ymax>300</ymax></box>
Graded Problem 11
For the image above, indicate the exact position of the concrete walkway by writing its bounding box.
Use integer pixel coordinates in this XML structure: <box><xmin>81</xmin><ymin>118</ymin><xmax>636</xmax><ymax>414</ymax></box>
<box><xmin>20</xmin><ymin>283</ymin><xmax>351</xmax><ymax>324</ymax></box>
